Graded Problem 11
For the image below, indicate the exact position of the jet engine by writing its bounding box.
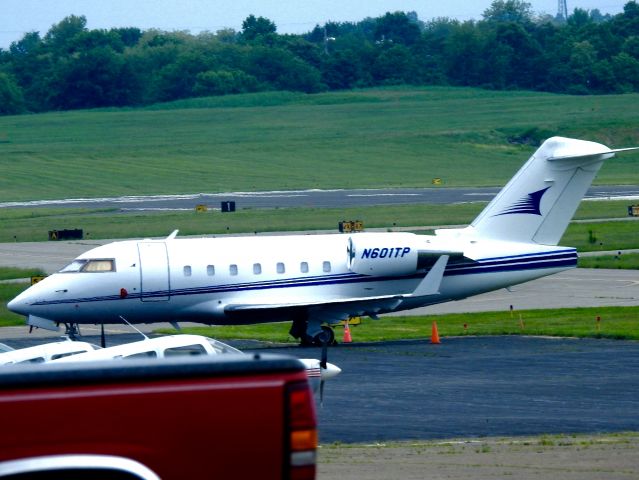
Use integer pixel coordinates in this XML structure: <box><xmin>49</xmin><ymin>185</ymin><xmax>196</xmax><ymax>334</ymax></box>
<box><xmin>347</xmin><ymin>233</ymin><xmax>418</xmax><ymax>277</ymax></box>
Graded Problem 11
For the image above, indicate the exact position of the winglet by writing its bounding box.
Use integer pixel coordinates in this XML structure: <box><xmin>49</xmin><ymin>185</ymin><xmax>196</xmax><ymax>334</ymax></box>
<box><xmin>412</xmin><ymin>255</ymin><xmax>449</xmax><ymax>297</ymax></box>
<box><xmin>166</xmin><ymin>229</ymin><xmax>179</xmax><ymax>240</ymax></box>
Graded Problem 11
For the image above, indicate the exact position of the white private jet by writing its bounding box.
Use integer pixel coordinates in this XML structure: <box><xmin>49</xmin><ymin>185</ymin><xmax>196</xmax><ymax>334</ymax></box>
<box><xmin>8</xmin><ymin>137</ymin><xmax>638</xmax><ymax>344</ymax></box>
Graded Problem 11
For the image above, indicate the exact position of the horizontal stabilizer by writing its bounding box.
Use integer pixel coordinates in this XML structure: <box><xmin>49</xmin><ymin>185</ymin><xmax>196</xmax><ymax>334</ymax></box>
<box><xmin>548</xmin><ymin>146</ymin><xmax>639</xmax><ymax>162</ymax></box>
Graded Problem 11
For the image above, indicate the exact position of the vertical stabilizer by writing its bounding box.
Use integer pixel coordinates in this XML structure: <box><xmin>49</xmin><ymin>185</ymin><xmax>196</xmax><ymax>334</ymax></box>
<box><xmin>471</xmin><ymin>137</ymin><xmax>623</xmax><ymax>245</ymax></box>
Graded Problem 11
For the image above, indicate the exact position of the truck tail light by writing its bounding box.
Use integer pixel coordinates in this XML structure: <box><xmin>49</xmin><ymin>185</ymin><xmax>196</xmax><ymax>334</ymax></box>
<box><xmin>285</xmin><ymin>380</ymin><xmax>317</xmax><ymax>480</ymax></box>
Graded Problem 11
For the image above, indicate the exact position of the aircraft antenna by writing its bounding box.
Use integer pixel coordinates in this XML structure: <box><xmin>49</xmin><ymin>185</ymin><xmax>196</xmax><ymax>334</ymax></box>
<box><xmin>119</xmin><ymin>315</ymin><xmax>149</xmax><ymax>340</ymax></box>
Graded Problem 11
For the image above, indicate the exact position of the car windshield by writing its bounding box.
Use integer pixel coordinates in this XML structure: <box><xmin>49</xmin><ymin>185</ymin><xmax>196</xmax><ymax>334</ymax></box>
<box><xmin>207</xmin><ymin>338</ymin><xmax>243</xmax><ymax>355</ymax></box>
<box><xmin>60</xmin><ymin>259</ymin><xmax>115</xmax><ymax>273</ymax></box>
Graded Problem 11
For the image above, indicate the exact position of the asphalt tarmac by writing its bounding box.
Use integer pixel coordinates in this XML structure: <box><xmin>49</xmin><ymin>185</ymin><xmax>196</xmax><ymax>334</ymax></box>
<box><xmin>271</xmin><ymin>337</ymin><xmax>639</xmax><ymax>443</ymax></box>
<box><xmin>2</xmin><ymin>334</ymin><xmax>638</xmax><ymax>444</ymax></box>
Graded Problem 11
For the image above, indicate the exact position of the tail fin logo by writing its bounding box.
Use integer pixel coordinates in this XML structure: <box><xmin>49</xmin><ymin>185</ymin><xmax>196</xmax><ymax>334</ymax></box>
<box><xmin>494</xmin><ymin>186</ymin><xmax>550</xmax><ymax>217</ymax></box>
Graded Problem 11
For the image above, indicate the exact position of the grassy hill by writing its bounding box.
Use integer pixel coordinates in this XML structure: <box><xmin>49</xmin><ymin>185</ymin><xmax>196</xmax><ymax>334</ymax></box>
<box><xmin>1</xmin><ymin>87</ymin><xmax>639</xmax><ymax>202</ymax></box>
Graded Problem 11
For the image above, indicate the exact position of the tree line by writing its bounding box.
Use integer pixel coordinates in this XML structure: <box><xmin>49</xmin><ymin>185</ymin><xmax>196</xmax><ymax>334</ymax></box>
<box><xmin>2</xmin><ymin>0</ymin><xmax>639</xmax><ymax>115</ymax></box>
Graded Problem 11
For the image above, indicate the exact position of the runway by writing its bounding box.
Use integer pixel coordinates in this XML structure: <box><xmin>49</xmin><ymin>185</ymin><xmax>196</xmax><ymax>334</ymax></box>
<box><xmin>1</xmin><ymin>185</ymin><xmax>638</xmax><ymax>211</ymax></box>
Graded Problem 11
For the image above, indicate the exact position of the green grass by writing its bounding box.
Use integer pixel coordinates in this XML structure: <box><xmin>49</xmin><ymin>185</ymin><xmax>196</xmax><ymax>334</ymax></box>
<box><xmin>578</xmin><ymin>253</ymin><xmax>639</xmax><ymax>269</ymax></box>
<box><xmin>0</xmin><ymin>267</ymin><xmax>46</xmax><ymax>281</ymax></box>
<box><xmin>0</xmin><ymin>283</ymin><xmax>29</xmax><ymax>326</ymax></box>
<box><xmin>561</xmin><ymin>220</ymin><xmax>639</xmax><ymax>252</ymax></box>
<box><xmin>1</xmin><ymin>87</ymin><xmax>639</xmax><ymax>203</ymax></box>
<box><xmin>155</xmin><ymin>306</ymin><xmax>639</xmax><ymax>343</ymax></box>
<box><xmin>0</xmin><ymin>268</ymin><xmax>46</xmax><ymax>326</ymax></box>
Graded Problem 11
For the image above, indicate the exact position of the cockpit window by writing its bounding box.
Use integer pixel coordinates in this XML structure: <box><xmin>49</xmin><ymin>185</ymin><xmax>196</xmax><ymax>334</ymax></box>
<box><xmin>59</xmin><ymin>259</ymin><xmax>115</xmax><ymax>273</ymax></box>
<box><xmin>60</xmin><ymin>260</ymin><xmax>87</xmax><ymax>273</ymax></box>
<box><xmin>83</xmin><ymin>259</ymin><xmax>115</xmax><ymax>272</ymax></box>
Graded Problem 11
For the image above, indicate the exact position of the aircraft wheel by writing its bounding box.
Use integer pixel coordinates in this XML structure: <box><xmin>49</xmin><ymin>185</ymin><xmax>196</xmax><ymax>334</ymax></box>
<box><xmin>314</xmin><ymin>326</ymin><xmax>335</xmax><ymax>346</ymax></box>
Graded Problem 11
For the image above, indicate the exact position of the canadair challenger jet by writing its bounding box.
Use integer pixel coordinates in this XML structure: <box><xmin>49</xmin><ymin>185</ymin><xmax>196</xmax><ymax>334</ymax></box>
<box><xmin>8</xmin><ymin>137</ymin><xmax>638</xmax><ymax>344</ymax></box>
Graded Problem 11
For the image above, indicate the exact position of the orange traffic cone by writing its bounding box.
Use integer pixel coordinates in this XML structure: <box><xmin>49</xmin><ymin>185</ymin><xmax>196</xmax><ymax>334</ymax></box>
<box><xmin>343</xmin><ymin>321</ymin><xmax>353</xmax><ymax>343</ymax></box>
<box><xmin>430</xmin><ymin>321</ymin><xmax>441</xmax><ymax>344</ymax></box>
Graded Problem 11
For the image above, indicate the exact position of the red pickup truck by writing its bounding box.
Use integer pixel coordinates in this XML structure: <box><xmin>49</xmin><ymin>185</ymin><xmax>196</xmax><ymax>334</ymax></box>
<box><xmin>0</xmin><ymin>354</ymin><xmax>317</xmax><ymax>480</ymax></box>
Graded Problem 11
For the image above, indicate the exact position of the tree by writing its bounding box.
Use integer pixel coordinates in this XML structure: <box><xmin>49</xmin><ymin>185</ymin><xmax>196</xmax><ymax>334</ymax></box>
<box><xmin>241</xmin><ymin>15</ymin><xmax>277</xmax><ymax>42</ymax></box>
<box><xmin>44</xmin><ymin>15</ymin><xmax>88</xmax><ymax>53</ymax></box>
<box><xmin>48</xmin><ymin>46</ymin><xmax>135</xmax><ymax>109</ymax></box>
<box><xmin>612</xmin><ymin>51</ymin><xmax>639</xmax><ymax>90</ymax></box>
<box><xmin>246</xmin><ymin>46</ymin><xmax>323</xmax><ymax>92</ymax></box>
<box><xmin>568</xmin><ymin>8</ymin><xmax>591</xmax><ymax>29</ymax></box>
<box><xmin>481</xmin><ymin>21</ymin><xmax>543</xmax><ymax>89</ymax></box>
<box><xmin>193</xmin><ymin>70</ymin><xmax>258</xmax><ymax>96</ymax></box>
<box><xmin>0</xmin><ymin>73</ymin><xmax>25</xmax><ymax>114</ymax></box>
<box><xmin>374</xmin><ymin>12</ymin><xmax>421</xmax><ymax>45</ymax></box>
<box><xmin>443</xmin><ymin>21</ymin><xmax>485</xmax><ymax>86</ymax></box>
<box><xmin>567</xmin><ymin>40</ymin><xmax>598</xmax><ymax>93</ymax></box>
<box><xmin>372</xmin><ymin>45</ymin><xmax>415</xmax><ymax>84</ymax></box>
<box><xmin>482</xmin><ymin>0</ymin><xmax>534</xmax><ymax>24</ymax></box>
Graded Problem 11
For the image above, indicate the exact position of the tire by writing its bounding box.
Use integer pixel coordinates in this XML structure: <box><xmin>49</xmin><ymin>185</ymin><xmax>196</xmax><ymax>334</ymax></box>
<box><xmin>314</xmin><ymin>326</ymin><xmax>335</xmax><ymax>346</ymax></box>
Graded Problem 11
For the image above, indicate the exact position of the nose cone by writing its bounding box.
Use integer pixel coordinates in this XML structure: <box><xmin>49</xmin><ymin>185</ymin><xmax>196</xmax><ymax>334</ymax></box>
<box><xmin>321</xmin><ymin>362</ymin><xmax>342</xmax><ymax>381</ymax></box>
<box><xmin>7</xmin><ymin>288</ymin><xmax>32</xmax><ymax>316</ymax></box>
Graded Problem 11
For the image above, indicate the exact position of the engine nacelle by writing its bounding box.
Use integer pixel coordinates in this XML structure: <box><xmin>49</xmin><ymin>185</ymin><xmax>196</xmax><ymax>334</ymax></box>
<box><xmin>347</xmin><ymin>233</ymin><xmax>418</xmax><ymax>277</ymax></box>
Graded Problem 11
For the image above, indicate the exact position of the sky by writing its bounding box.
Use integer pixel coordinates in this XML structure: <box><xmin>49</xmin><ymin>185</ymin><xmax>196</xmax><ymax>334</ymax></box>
<box><xmin>0</xmin><ymin>0</ymin><xmax>632</xmax><ymax>49</ymax></box>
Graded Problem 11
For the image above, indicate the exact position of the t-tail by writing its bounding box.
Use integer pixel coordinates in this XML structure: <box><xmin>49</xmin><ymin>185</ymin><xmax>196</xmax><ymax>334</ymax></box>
<box><xmin>469</xmin><ymin>136</ymin><xmax>638</xmax><ymax>245</ymax></box>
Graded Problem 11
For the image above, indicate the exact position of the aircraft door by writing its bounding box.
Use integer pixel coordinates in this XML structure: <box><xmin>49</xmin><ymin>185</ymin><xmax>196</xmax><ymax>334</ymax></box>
<box><xmin>138</xmin><ymin>242</ymin><xmax>170</xmax><ymax>301</ymax></box>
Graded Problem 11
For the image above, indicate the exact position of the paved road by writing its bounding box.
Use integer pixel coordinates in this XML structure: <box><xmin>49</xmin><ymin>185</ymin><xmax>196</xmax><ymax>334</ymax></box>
<box><xmin>1</xmin><ymin>185</ymin><xmax>638</xmax><ymax>211</ymax></box>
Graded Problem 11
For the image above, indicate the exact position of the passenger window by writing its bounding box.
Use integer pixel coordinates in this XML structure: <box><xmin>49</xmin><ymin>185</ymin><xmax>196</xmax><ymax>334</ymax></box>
<box><xmin>207</xmin><ymin>265</ymin><xmax>215</xmax><ymax>276</ymax></box>
<box><xmin>183</xmin><ymin>265</ymin><xmax>192</xmax><ymax>277</ymax></box>
<box><xmin>164</xmin><ymin>344</ymin><xmax>207</xmax><ymax>357</ymax></box>
<box><xmin>230</xmin><ymin>264</ymin><xmax>238</xmax><ymax>276</ymax></box>
<box><xmin>300</xmin><ymin>262</ymin><xmax>309</xmax><ymax>273</ymax></box>
<box><xmin>277</xmin><ymin>262</ymin><xmax>285</xmax><ymax>274</ymax></box>
<box><xmin>125</xmin><ymin>351</ymin><xmax>157</xmax><ymax>359</ymax></box>
<box><xmin>323</xmin><ymin>261</ymin><xmax>331</xmax><ymax>272</ymax></box>
<box><xmin>253</xmin><ymin>263</ymin><xmax>262</xmax><ymax>275</ymax></box>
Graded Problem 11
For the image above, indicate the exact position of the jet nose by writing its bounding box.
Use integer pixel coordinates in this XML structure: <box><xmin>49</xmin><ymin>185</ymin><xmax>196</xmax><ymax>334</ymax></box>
<box><xmin>7</xmin><ymin>288</ymin><xmax>35</xmax><ymax>316</ymax></box>
<box><xmin>320</xmin><ymin>362</ymin><xmax>342</xmax><ymax>381</ymax></box>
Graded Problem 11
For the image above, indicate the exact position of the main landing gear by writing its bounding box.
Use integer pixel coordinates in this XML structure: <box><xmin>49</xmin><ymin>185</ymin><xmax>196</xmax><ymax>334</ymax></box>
<box><xmin>289</xmin><ymin>318</ymin><xmax>336</xmax><ymax>347</ymax></box>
